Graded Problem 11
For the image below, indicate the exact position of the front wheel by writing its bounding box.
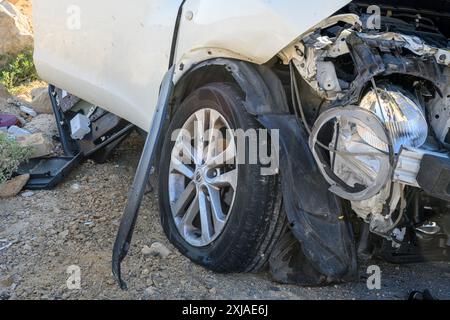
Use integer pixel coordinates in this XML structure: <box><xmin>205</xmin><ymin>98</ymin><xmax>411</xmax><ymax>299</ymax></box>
<box><xmin>158</xmin><ymin>83</ymin><xmax>285</xmax><ymax>273</ymax></box>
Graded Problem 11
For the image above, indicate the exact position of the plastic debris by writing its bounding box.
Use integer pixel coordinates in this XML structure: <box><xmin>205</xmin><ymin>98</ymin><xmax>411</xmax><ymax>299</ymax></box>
<box><xmin>19</xmin><ymin>105</ymin><xmax>37</xmax><ymax>117</ymax></box>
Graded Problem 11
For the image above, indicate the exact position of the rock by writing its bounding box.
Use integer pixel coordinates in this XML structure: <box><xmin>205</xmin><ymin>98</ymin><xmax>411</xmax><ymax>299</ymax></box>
<box><xmin>16</xmin><ymin>132</ymin><xmax>54</xmax><ymax>158</ymax></box>
<box><xmin>58</xmin><ymin>230</ymin><xmax>69</xmax><ymax>239</ymax></box>
<box><xmin>20</xmin><ymin>190</ymin><xmax>33</xmax><ymax>198</ymax></box>
<box><xmin>0</xmin><ymin>1</ymin><xmax>33</xmax><ymax>57</ymax></box>
<box><xmin>0</xmin><ymin>275</ymin><xmax>13</xmax><ymax>288</ymax></box>
<box><xmin>141</xmin><ymin>245</ymin><xmax>152</xmax><ymax>256</ymax></box>
<box><xmin>30</xmin><ymin>88</ymin><xmax>53</xmax><ymax>114</ymax></box>
<box><xmin>209</xmin><ymin>287</ymin><xmax>217</xmax><ymax>295</ymax></box>
<box><xmin>144</xmin><ymin>242</ymin><xmax>172</xmax><ymax>259</ymax></box>
<box><xmin>70</xmin><ymin>183</ymin><xmax>81</xmax><ymax>193</ymax></box>
<box><xmin>0</xmin><ymin>174</ymin><xmax>30</xmax><ymax>198</ymax></box>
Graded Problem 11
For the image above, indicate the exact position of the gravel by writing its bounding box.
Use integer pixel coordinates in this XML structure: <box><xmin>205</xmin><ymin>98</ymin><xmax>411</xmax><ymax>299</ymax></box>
<box><xmin>1</xmin><ymin>132</ymin><xmax>450</xmax><ymax>300</ymax></box>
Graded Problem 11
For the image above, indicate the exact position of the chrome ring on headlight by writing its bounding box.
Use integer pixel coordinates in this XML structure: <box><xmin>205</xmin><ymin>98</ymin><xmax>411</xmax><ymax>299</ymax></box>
<box><xmin>309</xmin><ymin>106</ymin><xmax>394</xmax><ymax>202</ymax></box>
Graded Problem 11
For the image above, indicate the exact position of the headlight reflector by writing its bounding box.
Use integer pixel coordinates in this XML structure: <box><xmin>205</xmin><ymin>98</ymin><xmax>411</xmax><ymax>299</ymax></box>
<box><xmin>358</xmin><ymin>87</ymin><xmax>428</xmax><ymax>153</ymax></box>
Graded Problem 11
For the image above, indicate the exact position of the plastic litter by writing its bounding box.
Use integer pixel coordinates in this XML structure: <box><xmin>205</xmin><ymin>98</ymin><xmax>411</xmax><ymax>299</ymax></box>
<box><xmin>20</xmin><ymin>105</ymin><xmax>37</xmax><ymax>117</ymax></box>
<box><xmin>7</xmin><ymin>125</ymin><xmax>31</xmax><ymax>136</ymax></box>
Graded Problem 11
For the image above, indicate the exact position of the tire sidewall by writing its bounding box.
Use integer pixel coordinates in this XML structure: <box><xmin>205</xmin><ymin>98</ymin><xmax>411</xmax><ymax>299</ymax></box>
<box><xmin>159</xmin><ymin>84</ymin><xmax>270</xmax><ymax>270</ymax></box>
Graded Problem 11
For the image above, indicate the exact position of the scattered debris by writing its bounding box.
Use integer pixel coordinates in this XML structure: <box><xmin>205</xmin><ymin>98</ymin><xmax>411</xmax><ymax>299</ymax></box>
<box><xmin>0</xmin><ymin>173</ymin><xmax>30</xmax><ymax>198</ymax></box>
<box><xmin>7</xmin><ymin>125</ymin><xmax>30</xmax><ymax>136</ymax></box>
<box><xmin>16</xmin><ymin>132</ymin><xmax>54</xmax><ymax>158</ymax></box>
<box><xmin>19</xmin><ymin>105</ymin><xmax>37</xmax><ymax>117</ymax></box>
<box><xmin>0</xmin><ymin>114</ymin><xmax>20</xmax><ymax>127</ymax></box>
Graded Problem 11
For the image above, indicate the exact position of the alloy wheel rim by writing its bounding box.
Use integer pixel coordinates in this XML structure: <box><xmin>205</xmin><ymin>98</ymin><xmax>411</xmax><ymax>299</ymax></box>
<box><xmin>168</xmin><ymin>108</ymin><xmax>238</xmax><ymax>247</ymax></box>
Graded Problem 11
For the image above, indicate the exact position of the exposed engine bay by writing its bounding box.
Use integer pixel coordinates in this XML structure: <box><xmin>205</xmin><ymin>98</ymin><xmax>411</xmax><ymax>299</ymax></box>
<box><xmin>282</xmin><ymin>1</ymin><xmax>450</xmax><ymax>262</ymax></box>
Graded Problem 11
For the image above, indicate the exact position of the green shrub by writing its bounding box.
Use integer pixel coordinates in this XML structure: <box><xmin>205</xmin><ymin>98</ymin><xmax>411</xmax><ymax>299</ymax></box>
<box><xmin>0</xmin><ymin>133</ymin><xmax>31</xmax><ymax>185</ymax></box>
<box><xmin>0</xmin><ymin>49</ymin><xmax>38</xmax><ymax>92</ymax></box>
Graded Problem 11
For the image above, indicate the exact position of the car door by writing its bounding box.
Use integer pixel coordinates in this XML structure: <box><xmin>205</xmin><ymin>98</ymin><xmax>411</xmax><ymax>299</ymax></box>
<box><xmin>33</xmin><ymin>0</ymin><xmax>183</xmax><ymax>130</ymax></box>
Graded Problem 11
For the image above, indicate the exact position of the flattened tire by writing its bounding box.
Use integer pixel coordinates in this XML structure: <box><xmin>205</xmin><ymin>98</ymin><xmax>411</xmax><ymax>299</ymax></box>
<box><xmin>159</xmin><ymin>83</ymin><xmax>285</xmax><ymax>273</ymax></box>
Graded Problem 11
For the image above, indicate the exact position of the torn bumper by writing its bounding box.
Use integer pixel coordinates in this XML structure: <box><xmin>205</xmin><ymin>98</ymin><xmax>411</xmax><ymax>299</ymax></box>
<box><xmin>259</xmin><ymin>114</ymin><xmax>358</xmax><ymax>284</ymax></box>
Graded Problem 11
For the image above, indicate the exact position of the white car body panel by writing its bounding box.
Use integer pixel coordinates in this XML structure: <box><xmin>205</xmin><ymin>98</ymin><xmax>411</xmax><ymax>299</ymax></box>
<box><xmin>33</xmin><ymin>0</ymin><xmax>351</xmax><ymax>130</ymax></box>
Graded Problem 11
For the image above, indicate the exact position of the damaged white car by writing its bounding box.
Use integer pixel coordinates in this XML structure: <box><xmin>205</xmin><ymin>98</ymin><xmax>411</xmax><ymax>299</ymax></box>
<box><xmin>32</xmin><ymin>0</ymin><xmax>450</xmax><ymax>287</ymax></box>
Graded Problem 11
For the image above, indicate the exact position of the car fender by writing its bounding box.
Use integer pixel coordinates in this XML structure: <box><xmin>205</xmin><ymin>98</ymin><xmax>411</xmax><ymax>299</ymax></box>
<box><xmin>173</xmin><ymin>0</ymin><xmax>352</xmax><ymax>78</ymax></box>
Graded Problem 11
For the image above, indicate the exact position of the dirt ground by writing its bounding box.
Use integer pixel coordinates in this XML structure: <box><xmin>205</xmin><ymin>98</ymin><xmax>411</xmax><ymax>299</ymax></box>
<box><xmin>0</xmin><ymin>131</ymin><xmax>449</xmax><ymax>300</ymax></box>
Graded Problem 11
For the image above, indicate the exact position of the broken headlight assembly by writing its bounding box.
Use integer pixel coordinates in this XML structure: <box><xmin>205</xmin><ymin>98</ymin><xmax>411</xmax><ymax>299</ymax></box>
<box><xmin>309</xmin><ymin>82</ymin><xmax>429</xmax><ymax>197</ymax></box>
<box><xmin>284</xmin><ymin>6</ymin><xmax>450</xmax><ymax>252</ymax></box>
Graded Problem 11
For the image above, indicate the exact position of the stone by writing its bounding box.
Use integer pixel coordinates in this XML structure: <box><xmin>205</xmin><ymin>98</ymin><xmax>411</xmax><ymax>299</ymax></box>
<box><xmin>20</xmin><ymin>190</ymin><xmax>33</xmax><ymax>198</ymax></box>
<box><xmin>59</xmin><ymin>230</ymin><xmax>69</xmax><ymax>239</ymax></box>
<box><xmin>70</xmin><ymin>183</ymin><xmax>81</xmax><ymax>193</ymax></box>
<box><xmin>30</xmin><ymin>88</ymin><xmax>53</xmax><ymax>114</ymax></box>
<box><xmin>0</xmin><ymin>1</ymin><xmax>33</xmax><ymax>57</ymax></box>
<box><xmin>144</xmin><ymin>242</ymin><xmax>172</xmax><ymax>259</ymax></box>
<box><xmin>141</xmin><ymin>245</ymin><xmax>152</xmax><ymax>256</ymax></box>
<box><xmin>16</xmin><ymin>133</ymin><xmax>54</xmax><ymax>158</ymax></box>
<box><xmin>0</xmin><ymin>174</ymin><xmax>29</xmax><ymax>198</ymax></box>
<box><xmin>0</xmin><ymin>275</ymin><xmax>13</xmax><ymax>288</ymax></box>
<box><xmin>209</xmin><ymin>287</ymin><xmax>217</xmax><ymax>295</ymax></box>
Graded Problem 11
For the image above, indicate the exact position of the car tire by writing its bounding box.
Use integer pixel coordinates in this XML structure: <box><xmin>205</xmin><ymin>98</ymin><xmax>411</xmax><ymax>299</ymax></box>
<box><xmin>158</xmin><ymin>83</ymin><xmax>286</xmax><ymax>273</ymax></box>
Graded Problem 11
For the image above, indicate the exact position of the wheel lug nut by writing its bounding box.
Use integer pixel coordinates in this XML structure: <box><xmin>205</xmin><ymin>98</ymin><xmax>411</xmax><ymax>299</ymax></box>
<box><xmin>207</xmin><ymin>170</ymin><xmax>218</xmax><ymax>178</ymax></box>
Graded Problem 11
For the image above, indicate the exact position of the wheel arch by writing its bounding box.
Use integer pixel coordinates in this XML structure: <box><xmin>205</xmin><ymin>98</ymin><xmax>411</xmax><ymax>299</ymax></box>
<box><xmin>169</xmin><ymin>58</ymin><xmax>291</xmax><ymax>119</ymax></box>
